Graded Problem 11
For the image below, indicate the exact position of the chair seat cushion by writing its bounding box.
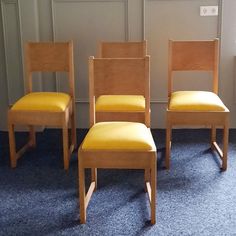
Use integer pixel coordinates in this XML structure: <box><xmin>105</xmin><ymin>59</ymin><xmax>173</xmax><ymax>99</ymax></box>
<box><xmin>11</xmin><ymin>92</ymin><xmax>71</xmax><ymax>112</ymax></box>
<box><xmin>82</xmin><ymin>122</ymin><xmax>156</xmax><ymax>151</ymax></box>
<box><xmin>169</xmin><ymin>91</ymin><xmax>227</xmax><ymax>111</ymax></box>
<box><xmin>95</xmin><ymin>95</ymin><xmax>145</xmax><ymax>112</ymax></box>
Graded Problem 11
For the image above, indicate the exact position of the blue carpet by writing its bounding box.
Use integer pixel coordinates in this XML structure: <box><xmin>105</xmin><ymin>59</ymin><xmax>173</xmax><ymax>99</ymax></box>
<box><xmin>0</xmin><ymin>129</ymin><xmax>236</xmax><ymax>235</ymax></box>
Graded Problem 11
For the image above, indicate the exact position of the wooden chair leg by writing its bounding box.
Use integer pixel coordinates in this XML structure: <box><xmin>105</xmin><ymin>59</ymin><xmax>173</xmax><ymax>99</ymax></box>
<box><xmin>211</xmin><ymin>125</ymin><xmax>216</xmax><ymax>149</ymax></box>
<box><xmin>71</xmin><ymin>111</ymin><xmax>77</xmax><ymax>148</ymax></box>
<box><xmin>79</xmin><ymin>157</ymin><xmax>86</xmax><ymax>224</ymax></box>
<box><xmin>145</xmin><ymin>111</ymin><xmax>151</xmax><ymax>128</ymax></box>
<box><xmin>8</xmin><ymin>123</ymin><xmax>17</xmax><ymax>168</ymax></box>
<box><xmin>222</xmin><ymin>122</ymin><xmax>229</xmax><ymax>171</ymax></box>
<box><xmin>165</xmin><ymin>123</ymin><xmax>171</xmax><ymax>169</ymax></box>
<box><xmin>62</xmin><ymin>124</ymin><xmax>69</xmax><ymax>171</ymax></box>
<box><xmin>91</xmin><ymin>168</ymin><xmax>97</xmax><ymax>190</ymax></box>
<box><xmin>144</xmin><ymin>168</ymin><xmax>150</xmax><ymax>192</ymax></box>
<box><xmin>150</xmin><ymin>153</ymin><xmax>156</xmax><ymax>225</ymax></box>
<box><xmin>29</xmin><ymin>125</ymin><xmax>36</xmax><ymax>147</ymax></box>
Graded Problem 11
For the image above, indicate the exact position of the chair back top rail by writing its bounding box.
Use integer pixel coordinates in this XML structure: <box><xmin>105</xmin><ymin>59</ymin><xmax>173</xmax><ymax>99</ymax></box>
<box><xmin>98</xmin><ymin>40</ymin><xmax>147</xmax><ymax>58</ymax></box>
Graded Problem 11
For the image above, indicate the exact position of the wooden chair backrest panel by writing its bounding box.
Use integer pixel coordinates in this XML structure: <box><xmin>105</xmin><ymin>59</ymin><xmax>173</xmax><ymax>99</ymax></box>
<box><xmin>90</xmin><ymin>57</ymin><xmax>149</xmax><ymax>96</ymax></box>
<box><xmin>171</xmin><ymin>40</ymin><xmax>217</xmax><ymax>71</ymax></box>
<box><xmin>25</xmin><ymin>41</ymin><xmax>75</xmax><ymax>96</ymax></box>
<box><xmin>98</xmin><ymin>41</ymin><xmax>147</xmax><ymax>58</ymax></box>
<box><xmin>168</xmin><ymin>39</ymin><xmax>219</xmax><ymax>96</ymax></box>
<box><xmin>26</xmin><ymin>42</ymin><xmax>72</xmax><ymax>72</ymax></box>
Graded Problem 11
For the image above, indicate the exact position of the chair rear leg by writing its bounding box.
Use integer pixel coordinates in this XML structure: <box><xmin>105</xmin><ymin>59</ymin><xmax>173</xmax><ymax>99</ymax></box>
<box><xmin>8</xmin><ymin>123</ymin><xmax>17</xmax><ymax>168</ymax></box>
<box><xmin>222</xmin><ymin>122</ymin><xmax>229</xmax><ymax>171</ymax></box>
<box><xmin>62</xmin><ymin>124</ymin><xmax>69</xmax><ymax>171</ymax></box>
<box><xmin>145</xmin><ymin>111</ymin><xmax>151</xmax><ymax>128</ymax></box>
<box><xmin>91</xmin><ymin>168</ymin><xmax>97</xmax><ymax>190</ymax></box>
<box><xmin>150</xmin><ymin>153</ymin><xmax>157</xmax><ymax>225</ymax></box>
<box><xmin>211</xmin><ymin>125</ymin><xmax>216</xmax><ymax>149</ymax></box>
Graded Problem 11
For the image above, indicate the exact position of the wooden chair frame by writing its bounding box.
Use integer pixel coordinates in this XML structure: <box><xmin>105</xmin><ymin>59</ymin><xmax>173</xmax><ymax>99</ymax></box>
<box><xmin>89</xmin><ymin>56</ymin><xmax>150</xmax><ymax>127</ymax></box>
<box><xmin>8</xmin><ymin>41</ymin><xmax>76</xmax><ymax>170</ymax></box>
<box><xmin>98</xmin><ymin>40</ymin><xmax>147</xmax><ymax>58</ymax></box>
<box><xmin>166</xmin><ymin>39</ymin><xmax>229</xmax><ymax>171</ymax></box>
<box><xmin>78</xmin><ymin>140</ymin><xmax>157</xmax><ymax>224</ymax></box>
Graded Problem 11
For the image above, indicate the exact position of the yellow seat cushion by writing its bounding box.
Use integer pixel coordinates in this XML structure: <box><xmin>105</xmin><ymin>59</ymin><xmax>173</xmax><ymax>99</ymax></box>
<box><xmin>169</xmin><ymin>91</ymin><xmax>226</xmax><ymax>111</ymax></box>
<box><xmin>95</xmin><ymin>95</ymin><xmax>145</xmax><ymax>112</ymax></box>
<box><xmin>11</xmin><ymin>92</ymin><xmax>71</xmax><ymax>112</ymax></box>
<box><xmin>82</xmin><ymin>122</ymin><xmax>156</xmax><ymax>151</ymax></box>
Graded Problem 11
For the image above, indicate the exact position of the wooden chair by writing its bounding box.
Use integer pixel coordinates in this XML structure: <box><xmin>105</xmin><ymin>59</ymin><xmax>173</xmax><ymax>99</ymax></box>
<box><xmin>89</xmin><ymin>56</ymin><xmax>150</xmax><ymax>127</ymax></box>
<box><xmin>78</xmin><ymin>121</ymin><xmax>157</xmax><ymax>224</ymax></box>
<box><xmin>166</xmin><ymin>39</ymin><xmax>229</xmax><ymax>171</ymax></box>
<box><xmin>8</xmin><ymin>41</ymin><xmax>76</xmax><ymax>170</ymax></box>
<box><xmin>98</xmin><ymin>40</ymin><xmax>147</xmax><ymax>58</ymax></box>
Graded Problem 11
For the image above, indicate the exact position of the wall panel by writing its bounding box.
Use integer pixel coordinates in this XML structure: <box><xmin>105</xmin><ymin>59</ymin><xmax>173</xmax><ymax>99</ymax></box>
<box><xmin>220</xmin><ymin>0</ymin><xmax>236</xmax><ymax>127</ymax></box>
<box><xmin>143</xmin><ymin>0</ymin><xmax>221</xmax><ymax>127</ymax></box>
<box><xmin>1</xmin><ymin>0</ymin><xmax>23</xmax><ymax>105</ymax></box>
<box><xmin>0</xmin><ymin>0</ymin><xmax>235</xmax><ymax>129</ymax></box>
<box><xmin>51</xmin><ymin>0</ymin><xmax>128</xmax><ymax>127</ymax></box>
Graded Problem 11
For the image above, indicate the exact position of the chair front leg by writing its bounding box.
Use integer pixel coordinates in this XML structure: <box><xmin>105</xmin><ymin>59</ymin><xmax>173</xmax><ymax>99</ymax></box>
<box><xmin>79</xmin><ymin>158</ymin><xmax>86</xmax><ymax>224</ymax></box>
<box><xmin>165</xmin><ymin>123</ymin><xmax>172</xmax><ymax>169</ymax></box>
<box><xmin>91</xmin><ymin>168</ymin><xmax>97</xmax><ymax>190</ymax></box>
<box><xmin>8</xmin><ymin>123</ymin><xmax>17</xmax><ymax>168</ymax></box>
<box><xmin>144</xmin><ymin>168</ymin><xmax>150</xmax><ymax>192</ymax></box>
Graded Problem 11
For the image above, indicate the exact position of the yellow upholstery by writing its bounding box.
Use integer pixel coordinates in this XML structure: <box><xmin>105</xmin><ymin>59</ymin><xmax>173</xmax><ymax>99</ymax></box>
<box><xmin>82</xmin><ymin>122</ymin><xmax>156</xmax><ymax>151</ymax></box>
<box><xmin>11</xmin><ymin>92</ymin><xmax>70</xmax><ymax>112</ymax></box>
<box><xmin>169</xmin><ymin>91</ymin><xmax>226</xmax><ymax>111</ymax></box>
<box><xmin>95</xmin><ymin>95</ymin><xmax>145</xmax><ymax>112</ymax></box>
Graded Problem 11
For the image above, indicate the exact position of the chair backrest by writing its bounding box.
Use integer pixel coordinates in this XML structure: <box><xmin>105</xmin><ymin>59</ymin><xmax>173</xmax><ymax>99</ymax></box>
<box><xmin>89</xmin><ymin>56</ymin><xmax>150</xmax><ymax>97</ymax></box>
<box><xmin>168</xmin><ymin>39</ymin><xmax>219</xmax><ymax>97</ymax></box>
<box><xmin>98</xmin><ymin>40</ymin><xmax>147</xmax><ymax>58</ymax></box>
<box><xmin>25</xmin><ymin>41</ymin><xmax>75</xmax><ymax>98</ymax></box>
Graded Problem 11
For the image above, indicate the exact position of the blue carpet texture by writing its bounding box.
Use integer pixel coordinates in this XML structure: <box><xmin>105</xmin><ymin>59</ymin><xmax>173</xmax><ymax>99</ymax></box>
<box><xmin>0</xmin><ymin>129</ymin><xmax>236</xmax><ymax>236</ymax></box>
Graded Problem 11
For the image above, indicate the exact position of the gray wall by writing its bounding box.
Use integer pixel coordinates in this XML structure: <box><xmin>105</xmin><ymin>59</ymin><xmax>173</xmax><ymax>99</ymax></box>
<box><xmin>220</xmin><ymin>0</ymin><xmax>236</xmax><ymax>129</ymax></box>
<box><xmin>0</xmin><ymin>0</ymin><xmax>235</xmax><ymax>130</ymax></box>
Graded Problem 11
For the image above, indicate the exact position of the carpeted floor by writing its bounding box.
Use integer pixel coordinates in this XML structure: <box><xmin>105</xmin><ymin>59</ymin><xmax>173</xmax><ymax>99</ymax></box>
<box><xmin>0</xmin><ymin>129</ymin><xmax>236</xmax><ymax>236</ymax></box>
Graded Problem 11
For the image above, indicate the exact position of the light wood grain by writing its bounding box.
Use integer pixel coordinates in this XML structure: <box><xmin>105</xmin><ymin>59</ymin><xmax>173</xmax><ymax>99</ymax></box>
<box><xmin>98</xmin><ymin>40</ymin><xmax>147</xmax><ymax>58</ymax></box>
<box><xmin>78</xmin><ymin>127</ymin><xmax>157</xmax><ymax>224</ymax></box>
<box><xmin>8</xmin><ymin>41</ymin><xmax>76</xmax><ymax>170</ymax></box>
<box><xmin>166</xmin><ymin>39</ymin><xmax>229</xmax><ymax>171</ymax></box>
<box><xmin>89</xmin><ymin>56</ymin><xmax>150</xmax><ymax>127</ymax></box>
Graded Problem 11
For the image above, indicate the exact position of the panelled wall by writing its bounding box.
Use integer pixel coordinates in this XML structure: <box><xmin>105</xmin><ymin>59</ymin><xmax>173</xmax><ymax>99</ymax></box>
<box><xmin>0</xmin><ymin>0</ymin><xmax>235</xmax><ymax>129</ymax></box>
